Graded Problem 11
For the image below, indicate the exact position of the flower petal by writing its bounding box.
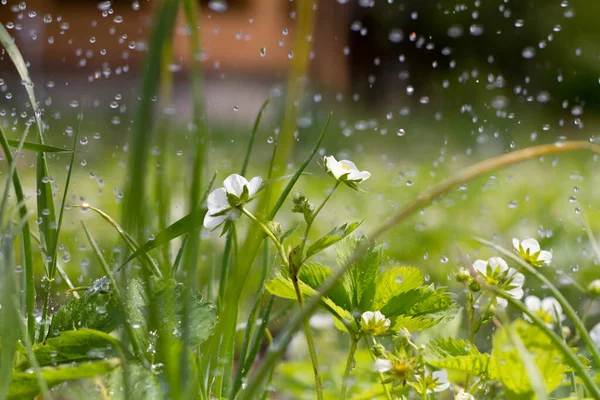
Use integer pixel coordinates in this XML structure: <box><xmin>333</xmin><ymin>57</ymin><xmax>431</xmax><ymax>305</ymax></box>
<box><xmin>512</xmin><ymin>238</ymin><xmax>520</xmax><ymax>251</ymax></box>
<box><xmin>525</xmin><ymin>295</ymin><xmax>541</xmax><ymax>312</ymax></box>
<box><xmin>473</xmin><ymin>259</ymin><xmax>487</xmax><ymax>275</ymax></box>
<box><xmin>538</xmin><ymin>250</ymin><xmax>552</xmax><ymax>265</ymax></box>
<box><xmin>590</xmin><ymin>323</ymin><xmax>600</xmax><ymax>346</ymax></box>
<box><xmin>510</xmin><ymin>271</ymin><xmax>525</xmax><ymax>288</ymax></box>
<box><xmin>497</xmin><ymin>297</ymin><xmax>508</xmax><ymax>308</ymax></box>
<box><xmin>223</xmin><ymin>174</ymin><xmax>248</xmax><ymax>197</ymax></box>
<box><xmin>507</xmin><ymin>286</ymin><xmax>524</xmax><ymax>300</ymax></box>
<box><xmin>373</xmin><ymin>359</ymin><xmax>392</xmax><ymax>373</ymax></box>
<box><xmin>521</xmin><ymin>238</ymin><xmax>541</xmax><ymax>254</ymax></box>
<box><xmin>489</xmin><ymin>256</ymin><xmax>508</xmax><ymax>273</ymax></box>
<box><xmin>203</xmin><ymin>213</ymin><xmax>227</xmax><ymax>230</ymax></box>
<box><xmin>207</xmin><ymin>188</ymin><xmax>229</xmax><ymax>212</ymax></box>
<box><xmin>246</xmin><ymin>176</ymin><xmax>262</xmax><ymax>197</ymax></box>
<box><xmin>541</xmin><ymin>297</ymin><xmax>561</xmax><ymax>316</ymax></box>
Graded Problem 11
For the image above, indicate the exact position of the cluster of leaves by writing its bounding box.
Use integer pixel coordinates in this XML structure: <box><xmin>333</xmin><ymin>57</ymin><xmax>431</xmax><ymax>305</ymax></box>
<box><xmin>424</xmin><ymin>319</ymin><xmax>569</xmax><ymax>399</ymax></box>
<box><xmin>2</xmin><ymin>276</ymin><xmax>216</xmax><ymax>398</ymax></box>
<box><xmin>267</xmin><ymin>236</ymin><xmax>456</xmax><ymax>335</ymax></box>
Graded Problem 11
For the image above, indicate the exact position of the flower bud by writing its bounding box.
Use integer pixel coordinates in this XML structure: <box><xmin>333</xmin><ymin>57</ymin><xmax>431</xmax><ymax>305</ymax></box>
<box><xmin>588</xmin><ymin>280</ymin><xmax>600</xmax><ymax>296</ymax></box>
<box><xmin>372</xmin><ymin>343</ymin><xmax>386</xmax><ymax>357</ymax></box>
<box><xmin>455</xmin><ymin>268</ymin><xmax>471</xmax><ymax>284</ymax></box>
<box><xmin>291</xmin><ymin>191</ymin><xmax>314</xmax><ymax>222</ymax></box>
<box><xmin>468</xmin><ymin>279</ymin><xmax>481</xmax><ymax>293</ymax></box>
<box><xmin>562</xmin><ymin>326</ymin><xmax>571</xmax><ymax>339</ymax></box>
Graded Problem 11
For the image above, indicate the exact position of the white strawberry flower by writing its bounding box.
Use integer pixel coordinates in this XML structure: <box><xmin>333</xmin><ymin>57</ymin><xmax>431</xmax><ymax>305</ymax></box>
<box><xmin>473</xmin><ymin>256</ymin><xmax>524</xmax><ymax>308</ymax></box>
<box><xmin>203</xmin><ymin>173</ymin><xmax>262</xmax><ymax>230</ymax></box>
<box><xmin>324</xmin><ymin>156</ymin><xmax>370</xmax><ymax>188</ymax></box>
<box><xmin>428</xmin><ymin>369</ymin><xmax>450</xmax><ymax>393</ymax></box>
<box><xmin>523</xmin><ymin>295</ymin><xmax>565</xmax><ymax>328</ymax></box>
<box><xmin>590</xmin><ymin>323</ymin><xmax>600</xmax><ymax>346</ymax></box>
<box><xmin>373</xmin><ymin>358</ymin><xmax>392</xmax><ymax>373</ymax></box>
<box><xmin>455</xmin><ymin>389</ymin><xmax>475</xmax><ymax>400</ymax></box>
<box><xmin>361</xmin><ymin>311</ymin><xmax>391</xmax><ymax>335</ymax></box>
<box><xmin>512</xmin><ymin>238</ymin><xmax>552</xmax><ymax>267</ymax></box>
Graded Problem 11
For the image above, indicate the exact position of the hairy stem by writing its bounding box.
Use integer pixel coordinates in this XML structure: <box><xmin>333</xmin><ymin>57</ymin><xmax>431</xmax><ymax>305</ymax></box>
<box><xmin>340</xmin><ymin>338</ymin><xmax>358</xmax><ymax>400</ymax></box>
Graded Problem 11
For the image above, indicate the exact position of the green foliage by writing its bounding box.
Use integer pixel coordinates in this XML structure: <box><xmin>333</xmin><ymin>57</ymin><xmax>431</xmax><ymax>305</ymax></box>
<box><xmin>267</xmin><ymin>235</ymin><xmax>456</xmax><ymax>334</ymax></box>
<box><xmin>16</xmin><ymin>329</ymin><xmax>122</xmax><ymax>370</ymax></box>
<box><xmin>424</xmin><ymin>337</ymin><xmax>491</xmax><ymax>376</ymax></box>
<box><xmin>305</xmin><ymin>221</ymin><xmax>361</xmax><ymax>259</ymax></box>
<box><xmin>490</xmin><ymin>319</ymin><xmax>568</xmax><ymax>396</ymax></box>
<box><xmin>6</xmin><ymin>139</ymin><xmax>71</xmax><ymax>153</ymax></box>
<box><xmin>8</xmin><ymin>359</ymin><xmax>120</xmax><ymax>399</ymax></box>
<box><xmin>49</xmin><ymin>277</ymin><xmax>122</xmax><ymax>336</ymax></box>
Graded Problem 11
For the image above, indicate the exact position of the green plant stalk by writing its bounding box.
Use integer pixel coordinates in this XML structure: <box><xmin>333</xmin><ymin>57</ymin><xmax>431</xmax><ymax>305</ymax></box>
<box><xmin>242</xmin><ymin>140</ymin><xmax>600</xmax><ymax>398</ymax></box>
<box><xmin>241</xmin><ymin>206</ymin><xmax>324</xmax><ymax>399</ymax></box>
<box><xmin>241</xmin><ymin>98</ymin><xmax>271</xmax><ymax>176</ymax></box>
<box><xmin>81</xmin><ymin>221</ymin><xmax>146</xmax><ymax>363</ymax></box>
<box><xmin>363</xmin><ymin>335</ymin><xmax>393</xmax><ymax>400</ymax></box>
<box><xmin>231</xmin><ymin>242</ymin><xmax>271</xmax><ymax>398</ymax></box>
<box><xmin>218</xmin><ymin>225</ymin><xmax>237</xmax><ymax>307</ymax></box>
<box><xmin>0</xmin><ymin>229</ymin><xmax>19</xmax><ymax>399</ymax></box>
<box><xmin>0</xmin><ymin>126</ymin><xmax>35</xmax><ymax>342</ymax></box>
<box><xmin>475</xmin><ymin>237</ymin><xmax>600</xmax><ymax>368</ymax></box>
<box><xmin>340</xmin><ymin>338</ymin><xmax>359</xmax><ymax>400</ymax></box>
<box><xmin>76</xmin><ymin>204</ymin><xmax>161</xmax><ymax>277</ymax></box>
<box><xmin>554</xmin><ymin>304</ymin><xmax>578</xmax><ymax>394</ymax></box>
<box><xmin>494</xmin><ymin>288</ymin><xmax>600</xmax><ymax>398</ymax></box>
<box><xmin>300</xmin><ymin>180</ymin><xmax>340</xmax><ymax>258</ymax></box>
<box><xmin>181</xmin><ymin>0</ymin><xmax>209</xmax><ymax>393</ymax></box>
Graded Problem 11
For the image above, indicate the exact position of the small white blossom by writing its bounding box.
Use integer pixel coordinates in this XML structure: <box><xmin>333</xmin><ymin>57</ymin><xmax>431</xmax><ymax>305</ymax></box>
<box><xmin>512</xmin><ymin>238</ymin><xmax>552</xmax><ymax>267</ymax></box>
<box><xmin>374</xmin><ymin>358</ymin><xmax>392</xmax><ymax>373</ymax></box>
<box><xmin>524</xmin><ymin>295</ymin><xmax>565</xmax><ymax>328</ymax></box>
<box><xmin>361</xmin><ymin>311</ymin><xmax>391</xmax><ymax>335</ymax></box>
<box><xmin>324</xmin><ymin>155</ymin><xmax>371</xmax><ymax>183</ymax></box>
<box><xmin>429</xmin><ymin>370</ymin><xmax>450</xmax><ymax>393</ymax></box>
<box><xmin>473</xmin><ymin>257</ymin><xmax>524</xmax><ymax>308</ymax></box>
<box><xmin>203</xmin><ymin>173</ymin><xmax>262</xmax><ymax>230</ymax></box>
<box><xmin>455</xmin><ymin>389</ymin><xmax>475</xmax><ymax>400</ymax></box>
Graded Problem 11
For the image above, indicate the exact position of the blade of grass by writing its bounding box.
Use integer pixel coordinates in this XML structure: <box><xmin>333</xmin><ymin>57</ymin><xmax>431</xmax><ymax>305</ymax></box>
<box><xmin>122</xmin><ymin>0</ymin><xmax>180</xmax><ymax>237</ymax></box>
<box><xmin>73</xmin><ymin>204</ymin><xmax>160</xmax><ymax>277</ymax></box>
<box><xmin>0</xmin><ymin>230</ymin><xmax>20</xmax><ymax>399</ymax></box>
<box><xmin>0</xmin><ymin>22</ymin><xmax>61</xmax><ymax>344</ymax></box>
<box><xmin>51</xmin><ymin>106</ymin><xmax>81</xmax><ymax>281</ymax></box>
<box><xmin>268</xmin><ymin>112</ymin><xmax>331</xmax><ymax>220</ymax></box>
<box><xmin>240</xmin><ymin>98</ymin><xmax>271</xmax><ymax>176</ymax></box>
<box><xmin>6</xmin><ymin>140</ymin><xmax>71</xmax><ymax>153</ymax></box>
<box><xmin>120</xmin><ymin>172</ymin><xmax>216</xmax><ymax>269</ymax></box>
<box><xmin>0</xmin><ymin>125</ymin><xmax>36</xmax><ymax>342</ymax></box>
<box><xmin>242</xmin><ymin>140</ymin><xmax>600</xmax><ymax>398</ymax></box>
<box><xmin>181</xmin><ymin>0</ymin><xmax>209</xmax><ymax>395</ymax></box>
<box><xmin>81</xmin><ymin>221</ymin><xmax>146</xmax><ymax>362</ymax></box>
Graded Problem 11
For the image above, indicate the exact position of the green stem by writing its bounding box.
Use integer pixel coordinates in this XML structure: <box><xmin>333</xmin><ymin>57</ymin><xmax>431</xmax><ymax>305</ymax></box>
<box><xmin>241</xmin><ymin>206</ymin><xmax>323</xmax><ymax>399</ymax></box>
<box><xmin>300</xmin><ymin>180</ymin><xmax>340</xmax><ymax>257</ymax></box>
<box><xmin>362</xmin><ymin>336</ymin><xmax>393</xmax><ymax>400</ymax></box>
<box><xmin>475</xmin><ymin>237</ymin><xmax>600</xmax><ymax>368</ymax></box>
<box><xmin>241</xmin><ymin>207</ymin><xmax>288</xmax><ymax>268</ymax></box>
<box><xmin>494</xmin><ymin>287</ymin><xmax>600</xmax><ymax>398</ymax></box>
<box><xmin>340</xmin><ymin>338</ymin><xmax>358</xmax><ymax>400</ymax></box>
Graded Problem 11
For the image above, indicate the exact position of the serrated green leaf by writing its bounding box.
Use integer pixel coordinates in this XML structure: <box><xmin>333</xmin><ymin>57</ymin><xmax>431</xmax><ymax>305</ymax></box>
<box><xmin>8</xmin><ymin>359</ymin><xmax>120</xmax><ymax>399</ymax></box>
<box><xmin>306</xmin><ymin>221</ymin><xmax>361</xmax><ymax>259</ymax></box>
<box><xmin>299</xmin><ymin>262</ymin><xmax>353</xmax><ymax>311</ymax></box>
<box><xmin>407</xmin><ymin>287</ymin><xmax>456</xmax><ymax>317</ymax></box>
<box><xmin>49</xmin><ymin>277</ymin><xmax>121</xmax><ymax>337</ymax></box>
<box><xmin>372</xmin><ymin>266</ymin><xmax>424</xmax><ymax>310</ymax></box>
<box><xmin>379</xmin><ymin>289</ymin><xmax>424</xmax><ymax>317</ymax></box>
<box><xmin>265</xmin><ymin>273</ymin><xmax>355</xmax><ymax>330</ymax></box>
<box><xmin>424</xmin><ymin>337</ymin><xmax>481</xmax><ymax>359</ymax></box>
<box><xmin>17</xmin><ymin>329</ymin><xmax>122</xmax><ymax>370</ymax></box>
<box><xmin>107</xmin><ymin>362</ymin><xmax>161</xmax><ymax>400</ymax></box>
<box><xmin>6</xmin><ymin>139</ymin><xmax>70</xmax><ymax>153</ymax></box>
<box><xmin>424</xmin><ymin>337</ymin><xmax>490</xmax><ymax>376</ymax></box>
<box><xmin>391</xmin><ymin>313</ymin><xmax>454</xmax><ymax>332</ymax></box>
<box><xmin>491</xmin><ymin>319</ymin><xmax>568</xmax><ymax>395</ymax></box>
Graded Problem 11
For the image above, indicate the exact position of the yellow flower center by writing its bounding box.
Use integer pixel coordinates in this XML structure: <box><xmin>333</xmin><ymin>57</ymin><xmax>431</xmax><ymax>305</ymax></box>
<box><xmin>536</xmin><ymin>310</ymin><xmax>554</xmax><ymax>324</ymax></box>
<box><xmin>486</xmin><ymin>276</ymin><xmax>499</xmax><ymax>285</ymax></box>
<box><xmin>391</xmin><ymin>361</ymin><xmax>412</xmax><ymax>379</ymax></box>
<box><xmin>341</xmin><ymin>164</ymin><xmax>351</xmax><ymax>171</ymax></box>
